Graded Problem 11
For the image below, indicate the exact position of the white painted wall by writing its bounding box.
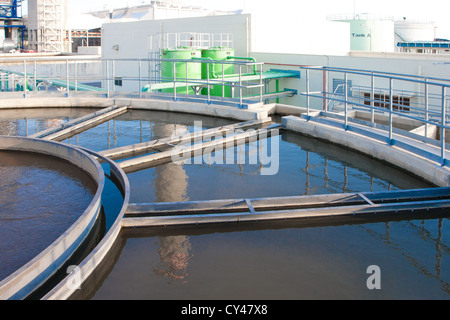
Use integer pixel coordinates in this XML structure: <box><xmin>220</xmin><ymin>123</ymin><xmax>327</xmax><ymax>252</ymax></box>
<box><xmin>251</xmin><ymin>15</ymin><xmax>350</xmax><ymax>56</ymax></box>
<box><xmin>102</xmin><ymin>14</ymin><xmax>252</xmax><ymax>60</ymax></box>
<box><xmin>102</xmin><ymin>14</ymin><xmax>251</xmax><ymax>91</ymax></box>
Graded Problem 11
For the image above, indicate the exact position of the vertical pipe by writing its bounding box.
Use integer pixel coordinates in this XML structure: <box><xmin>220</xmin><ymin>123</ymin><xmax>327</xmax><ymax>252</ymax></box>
<box><xmin>222</xmin><ymin>63</ymin><xmax>225</xmax><ymax>98</ymax></box>
<box><xmin>23</xmin><ymin>60</ymin><xmax>27</xmax><ymax>94</ymax></box>
<box><xmin>239</xmin><ymin>64</ymin><xmax>242</xmax><ymax>107</ymax></box>
<box><xmin>425</xmin><ymin>79</ymin><xmax>429</xmax><ymax>138</ymax></box>
<box><xmin>259</xmin><ymin>63</ymin><xmax>263</xmax><ymax>103</ymax></box>
<box><xmin>344</xmin><ymin>72</ymin><xmax>348</xmax><ymax>130</ymax></box>
<box><xmin>106</xmin><ymin>60</ymin><xmax>110</xmax><ymax>98</ymax></box>
<box><xmin>441</xmin><ymin>86</ymin><xmax>446</xmax><ymax>166</ymax></box>
<box><xmin>323</xmin><ymin>68</ymin><xmax>326</xmax><ymax>111</ymax></box>
<box><xmin>66</xmin><ymin>59</ymin><xmax>69</xmax><ymax>96</ymax></box>
<box><xmin>74</xmin><ymin>62</ymin><xmax>78</xmax><ymax>92</ymax></box>
<box><xmin>306</xmin><ymin>68</ymin><xmax>310</xmax><ymax>118</ymax></box>
<box><xmin>371</xmin><ymin>72</ymin><xmax>375</xmax><ymax>123</ymax></box>
<box><xmin>34</xmin><ymin>60</ymin><xmax>37</xmax><ymax>92</ymax></box>
<box><xmin>139</xmin><ymin>60</ymin><xmax>142</xmax><ymax>98</ymax></box>
<box><xmin>207</xmin><ymin>62</ymin><xmax>210</xmax><ymax>103</ymax></box>
<box><xmin>112</xmin><ymin>60</ymin><xmax>115</xmax><ymax>92</ymax></box>
<box><xmin>276</xmin><ymin>79</ymin><xmax>280</xmax><ymax>104</ymax></box>
<box><xmin>389</xmin><ymin>78</ymin><xmax>393</xmax><ymax>144</ymax></box>
<box><xmin>185</xmin><ymin>61</ymin><xmax>188</xmax><ymax>96</ymax></box>
<box><xmin>173</xmin><ymin>60</ymin><xmax>176</xmax><ymax>101</ymax></box>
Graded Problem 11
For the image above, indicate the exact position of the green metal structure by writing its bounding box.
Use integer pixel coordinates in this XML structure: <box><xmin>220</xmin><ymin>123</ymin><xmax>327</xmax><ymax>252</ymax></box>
<box><xmin>160</xmin><ymin>48</ymin><xmax>202</xmax><ymax>94</ymax></box>
<box><xmin>201</xmin><ymin>47</ymin><xmax>235</xmax><ymax>97</ymax></box>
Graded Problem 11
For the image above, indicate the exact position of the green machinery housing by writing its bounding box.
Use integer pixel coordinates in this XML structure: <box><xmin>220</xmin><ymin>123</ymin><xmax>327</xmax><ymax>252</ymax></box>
<box><xmin>200</xmin><ymin>47</ymin><xmax>235</xmax><ymax>97</ymax></box>
<box><xmin>160</xmin><ymin>47</ymin><xmax>202</xmax><ymax>95</ymax></box>
<box><xmin>160</xmin><ymin>46</ymin><xmax>237</xmax><ymax>97</ymax></box>
<box><xmin>160</xmin><ymin>46</ymin><xmax>260</xmax><ymax>96</ymax></box>
<box><xmin>151</xmin><ymin>46</ymin><xmax>299</xmax><ymax>102</ymax></box>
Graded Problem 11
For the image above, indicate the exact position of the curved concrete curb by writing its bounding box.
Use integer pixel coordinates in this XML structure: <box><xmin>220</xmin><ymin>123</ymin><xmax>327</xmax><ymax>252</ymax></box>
<box><xmin>41</xmin><ymin>150</ymin><xmax>130</xmax><ymax>300</ymax></box>
<box><xmin>0</xmin><ymin>97</ymin><xmax>269</xmax><ymax>121</ymax></box>
<box><xmin>0</xmin><ymin>136</ymin><xmax>105</xmax><ymax>300</ymax></box>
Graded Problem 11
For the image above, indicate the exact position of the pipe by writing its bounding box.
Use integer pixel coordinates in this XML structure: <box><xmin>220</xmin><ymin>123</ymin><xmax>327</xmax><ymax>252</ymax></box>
<box><xmin>227</xmin><ymin>56</ymin><xmax>258</xmax><ymax>75</ymax></box>
<box><xmin>192</xmin><ymin>56</ymin><xmax>258</xmax><ymax>79</ymax></box>
<box><xmin>227</xmin><ymin>56</ymin><xmax>258</xmax><ymax>74</ymax></box>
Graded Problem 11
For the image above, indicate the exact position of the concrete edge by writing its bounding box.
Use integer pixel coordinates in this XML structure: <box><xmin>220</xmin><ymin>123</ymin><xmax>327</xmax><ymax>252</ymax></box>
<box><xmin>41</xmin><ymin>150</ymin><xmax>130</xmax><ymax>301</ymax></box>
<box><xmin>0</xmin><ymin>136</ymin><xmax>105</xmax><ymax>300</ymax></box>
<box><xmin>0</xmin><ymin>97</ymin><xmax>269</xmax><ymax>121</ymax></box>
<box><xmin>282</xmin><ymin>115</ymin><xmax>450</xmax><ymax>188</ymax></box>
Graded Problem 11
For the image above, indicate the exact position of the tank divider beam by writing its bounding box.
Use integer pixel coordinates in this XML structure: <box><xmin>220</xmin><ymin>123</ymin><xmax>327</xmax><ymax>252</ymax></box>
<box><xmin>41</xmin><ymin>106</ymin><xmax>128</xmax><ymax>141</ymax></box>
<box><xmin>123</xmin><ymin>187</ymin><xmax>450</xmax><ymax>228</ymax></box>
<box><xmin>99</xmin><ymin>117</ymin><xmax>273</xmax><ymax>160</ymax></box>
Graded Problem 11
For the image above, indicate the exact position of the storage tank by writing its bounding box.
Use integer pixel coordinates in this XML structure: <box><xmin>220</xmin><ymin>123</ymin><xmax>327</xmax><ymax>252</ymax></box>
<box><xmin>160</xmin><ymin>47</ymin><xmax>202</xmax><ymax>94</ymax></box>
<box><xmin>394</xmin><ymin>20</ymin><xmax>436</xmax><ymax>42</ymax></box>
<box><xmin>349</xmin><ymin>19</ymin><xmax>394</xmax><ymax>52</ymax></box>
<box><xmin>201</xmin><ymin>47</ymin><xmax>235</xmax><ymax>97</ymax></box>
<box><xmin>328</xmin><ymin>14</ymin><xmax>395</xmax><ymax>52</ymax></box>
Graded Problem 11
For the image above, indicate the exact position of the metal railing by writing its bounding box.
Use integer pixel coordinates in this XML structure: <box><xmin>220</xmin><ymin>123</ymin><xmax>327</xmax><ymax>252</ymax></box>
<box><xmin>1</xmin><ymin>57</ymin><xmax>450</xmax><ymax>165</ymax></box>
<box><xmin>0</xmin><ymin>56</ymin><xmax>265</xmax><ymax>108</ymax></box>
<box><xmin>300</xmin><ymin>65</ymin><xmax>450</xmax><ymax>166</ymax></box>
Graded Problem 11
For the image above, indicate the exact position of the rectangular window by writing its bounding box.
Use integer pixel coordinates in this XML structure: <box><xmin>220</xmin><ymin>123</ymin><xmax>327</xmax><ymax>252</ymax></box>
<box><xmin>114</xmin><ymin>77</ymin><xmax>123</xmax><ymax>86</ymax></box>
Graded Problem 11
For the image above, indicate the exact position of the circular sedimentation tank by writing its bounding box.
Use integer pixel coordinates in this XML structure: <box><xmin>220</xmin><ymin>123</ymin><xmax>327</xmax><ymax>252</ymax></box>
<box><xmin>201</xmin><ymin>47</ymin><xmax>235</xmax><ymax>97</ymax></box>
<box><xmin>160</xmin><ymin>47</ymin><xmax>202</xmax><ymax>95</ymax></box>
<box><xmin>0</xmin><ymin>135</ymin><xmax>107</xmax><ymax>300</ymax></box>
<box><xmin>0</xmin><ymin>100</ymin><xmax>449</xmax><ymax>300</ymax></box>
<box><xmin>0</xmin><ymin>150</ymin><xmax>98</xmax><ymax>283</ymax></box>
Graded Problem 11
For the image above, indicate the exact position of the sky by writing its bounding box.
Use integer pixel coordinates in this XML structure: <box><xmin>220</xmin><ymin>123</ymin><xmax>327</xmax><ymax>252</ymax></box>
<box><xmin>21</xmin><ymin>0</ymin><xmax>450</xmax><ymax>37</ymax></box>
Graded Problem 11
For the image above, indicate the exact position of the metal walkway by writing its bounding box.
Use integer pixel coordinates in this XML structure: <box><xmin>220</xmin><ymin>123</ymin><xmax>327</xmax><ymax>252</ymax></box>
<box><xmin>123</xmin><ymin>187</ymin><xmax>450</xmax><ymax>228</ymax></box>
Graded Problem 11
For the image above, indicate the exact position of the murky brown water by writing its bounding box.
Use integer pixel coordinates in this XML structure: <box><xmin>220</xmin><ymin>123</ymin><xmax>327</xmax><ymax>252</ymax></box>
<box><xmin>0</xmin><ymin>151</ymin><xmax>97</xmax><ymax>281</ymax></box>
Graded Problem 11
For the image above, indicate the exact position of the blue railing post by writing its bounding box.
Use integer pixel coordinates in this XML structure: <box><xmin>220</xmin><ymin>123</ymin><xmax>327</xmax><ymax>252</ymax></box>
<box><xmin>344</xmin><ymin>72</ymin><xmax>348</xmax><ymax>130</ymax></box>
<box><xmin>441</xmin><ymin>86</ymin><xmax>447</xmax><ymax>166</ymax></box>
<box><xmin>389</xmin><ymin>78</ymin><xmax>393</xmax><ymax>144</ymax></box>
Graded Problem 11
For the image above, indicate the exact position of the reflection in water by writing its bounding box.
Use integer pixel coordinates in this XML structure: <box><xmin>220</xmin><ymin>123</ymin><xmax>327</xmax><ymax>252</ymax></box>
<box><xmin>359</xmin><ymin>217</ymin><xmax>450</xmax><ymax>295</ymax></box>
<box><xmin>154</xmin><ymin>236</ymin><xmax>192</xmax><ymax>282</ymax></box>
<box><xmin>152</xmin><ymin>123</ymin><xmax>192</xmax><ymax>283</ymax></box>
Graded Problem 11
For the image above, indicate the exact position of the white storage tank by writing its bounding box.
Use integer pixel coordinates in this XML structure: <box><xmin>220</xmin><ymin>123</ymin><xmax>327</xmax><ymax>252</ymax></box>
<box><xmin>328</xmin><ymin>14</ymin><xmax>395</xmax><ymax>52</ymax></box>
<box><xmin>394</xmin><ymin>19</ymin><xmax>436</xmax><ymax>42</ymax></box>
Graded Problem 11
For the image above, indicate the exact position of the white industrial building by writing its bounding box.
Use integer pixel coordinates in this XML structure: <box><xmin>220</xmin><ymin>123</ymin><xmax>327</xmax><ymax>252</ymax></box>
<box><xmin>26</xmin><ymin>0</ymin><xmax>71</xmax><ymax>52</ymax></box>
<box><xmin>99</xmin><ymin>11</ymin><xmax>450</xmax><ymax>111</ymax></box>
